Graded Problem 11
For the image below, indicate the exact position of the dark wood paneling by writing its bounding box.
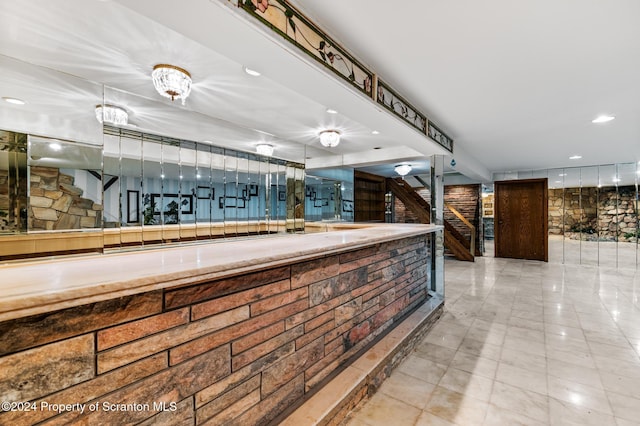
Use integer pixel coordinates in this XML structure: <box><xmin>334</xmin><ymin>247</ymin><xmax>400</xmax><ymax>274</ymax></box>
<box><xmin>495</xmin><ymin>179</ymin><xmax>548</xmax><ymax>261</ymax></box>
<box><xmin>354</xmin><ymin>171</ymin><xmax>386</xmax><ymax>222</ymax></box>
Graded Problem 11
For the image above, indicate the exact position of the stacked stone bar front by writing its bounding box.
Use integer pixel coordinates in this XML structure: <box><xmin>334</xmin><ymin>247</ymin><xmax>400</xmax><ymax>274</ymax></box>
<box><xmin>0</xmin><ymin>234</ymin><xmax>431</xmax><ymax>425</ymax></box>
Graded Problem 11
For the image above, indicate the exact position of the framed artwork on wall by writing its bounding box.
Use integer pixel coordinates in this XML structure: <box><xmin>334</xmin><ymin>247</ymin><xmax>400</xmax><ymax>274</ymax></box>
<box><xmin>126</xmin><ymin>190</ymin><xmax>139</xmax><ymax>223</ymax></box>
<box><xmin>219</xmin><ymin>196</ymin><xmax>246</xmax><ymax>209</ymax></box>
<box><xmin>196</xmin><ymin>185</ymin><xmax>214</xmax><ymax>200</ymax></box>
<box><xmin>151</xmin><ymin>193</ymin><xmax>194</xmax><ymax>215</ymax></box>
<box><xmin>342</xmin><ymin>200</ymin><xmax>353</xmax><ymax>213</ymax></box>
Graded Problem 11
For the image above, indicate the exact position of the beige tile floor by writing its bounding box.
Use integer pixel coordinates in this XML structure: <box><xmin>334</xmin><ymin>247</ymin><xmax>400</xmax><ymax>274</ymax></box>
<box><xmin>344</xmin><ymin>254</ymin><xmax>640</xmax><ymax>426</ymax></box>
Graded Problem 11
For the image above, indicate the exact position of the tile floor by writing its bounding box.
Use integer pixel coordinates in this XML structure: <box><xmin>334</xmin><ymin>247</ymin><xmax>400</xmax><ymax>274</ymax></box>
<box><xmin>344</xmin><ymin>255</ymin><xmax>640</xmax><ymax>426</ymax></box>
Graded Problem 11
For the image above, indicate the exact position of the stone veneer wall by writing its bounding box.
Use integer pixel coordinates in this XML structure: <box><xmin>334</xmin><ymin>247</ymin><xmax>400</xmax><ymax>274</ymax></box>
<box><xmin>394</xmin><ymin>188</ymin><xmax>430</xmax><ymax>223</ymax></box>
<box><xmin>29</xmin><ymin>166</ymin><xmax>102</xmax><ymax>231</ymax></box>
<box><xmin>0</xmin><ymin>234</ymin><xmax>430</xmax><ymax>426</ymax></box>
<box><xmin>444</xmin><ymin>184</ymin><xmax>481</xmax><ymax>249</ymax></box>
<box><xmin>548</xmin><ymin>187</ymin><xmax>638</xmax><ymax>241</ymax></box>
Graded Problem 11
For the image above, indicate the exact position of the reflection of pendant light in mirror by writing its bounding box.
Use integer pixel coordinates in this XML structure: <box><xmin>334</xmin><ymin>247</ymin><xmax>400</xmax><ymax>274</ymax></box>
<box><xmin>256</xmin><ymin>143</ymin><xmax>274</xmax><ymax>157</ymax></box>
<box><xmin>319</xmin><ymin>130</ymin><xmax>341</xmax><ymax>147</ymax></box>
<box><xmin>95</xmin><ymin>104</ymin><xmax>128</xmax><ymax>126</ymax></box>
<box><xmin>151</xmin><ymin>64</ymin><xmax>192</xmax><ymax>105</ymax></box>
<box><xmin>394</xmin><ymin>164</ymin><xmax>412</xmax><ymax>177</ymax></box>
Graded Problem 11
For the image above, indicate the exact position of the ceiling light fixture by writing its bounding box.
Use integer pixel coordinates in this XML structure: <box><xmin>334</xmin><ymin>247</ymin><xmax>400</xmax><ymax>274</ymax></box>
<box><xmin>95</xmin><ymin>104</ymin><xmax>128</xmax><ymax>126</ymax></box>
<box><xmin>244</xmin><ymin>67</ymin><xmax>261</xmax><ymax>77</ymax></box>
<box><xmin>326</xmin><ymin>108</ymin><xmax>338</xmax><ymax>114</ymax></box>
<box><xmin>592</xmin><ymin>115</ymin><xmax>615</xmax><ymax>124</ymax></box>
<box><xmin>2</xmin><ymin>97</ymin><xmax>26</xmax><ymax>105</ymax></box>
<box><xmin>319</xmin><ymin>130</ymin><xmax>341</xmax><ymax>147</ymax></box>
<box><xmin>569</xmin><ymin>155</ymin><xmax>582</xmax><ymax>160</ymax></box>
<box><xmin>151</xmin><ymin>64</ymin><xmax>192</xmax><ymax>105</ymax></box>
<box><xmin>256</xmin><ymin>143</ymin><xmax>274</xmax><ymax>157</ymax></box>
<box><xmin>394</xmin><ymin>164</ymin><xmax>412</xmax><ymax>177</ymax></box>
<box><xmin>372</xmin><ymin>130</ymin><xmax>380</xmax><ymax>135</ymax></box>
<box><xmin>49</xmin><ymin>142</ymin><xmax>62</xmax><ymax>151</ymax></box>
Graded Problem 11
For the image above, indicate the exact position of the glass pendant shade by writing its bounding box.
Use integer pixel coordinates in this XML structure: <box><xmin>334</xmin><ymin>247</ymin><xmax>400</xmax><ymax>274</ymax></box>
<box><xmin>394</xmin><ymin>164</ymin><xmax>412</xmax><ymax>176</ymax></box>
<box><xmin>319</xmin><ymin>130</ymin><xmax>341</xmax><ymax>147</ymax></box>
<box><xmin>95</xmin><ymin>104</ymin><xmax>128</xmax><ymax>125</ymax></box>
<box><xmin>151</xmin><ymin>64</ymin><xmax>192</xmax><ymax>105</ymax></box>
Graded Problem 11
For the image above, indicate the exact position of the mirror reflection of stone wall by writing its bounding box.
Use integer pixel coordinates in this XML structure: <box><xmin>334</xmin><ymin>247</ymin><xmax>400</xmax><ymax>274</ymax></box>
<box><xmin>0</xmin><ymin>125</ymin><xmax>304</xmax><ymax>257</ymax></box>
<box><xmin>495</xmin><ymin>163</ymin><xmax>639</xmax><ymax>269</ymax></box>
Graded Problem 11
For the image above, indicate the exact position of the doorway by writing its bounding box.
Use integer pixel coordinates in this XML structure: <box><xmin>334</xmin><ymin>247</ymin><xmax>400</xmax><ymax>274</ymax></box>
<box><xmin>495</xmin><ymin>178</ymin><xmax>548</xmax><ymax>261</ymax></box>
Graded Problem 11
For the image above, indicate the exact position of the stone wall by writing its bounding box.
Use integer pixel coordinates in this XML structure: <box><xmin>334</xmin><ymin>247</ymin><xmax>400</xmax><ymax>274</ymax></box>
<box><xmin>29</xmin><ymin>166</ymin><xmax>102</xmax><ymax>231</ymax></box>
<box><xmin>394</xmin><ymin>187</ymin><xmax>430</xmax><ymax>223</ymax></box>
<box><xmin>444</xmin><ymin>184</ymin><xmax>481</xmax><ymax>247</ymax></box>
<box><xmin>0</xmin><ymin>235</ymin><xmax>431</xmax><ymax>426</ymax></box>
<box><xmin>548</xmin><ymin>187</ymin><xmax>638</xmax><ymax>241</ymax></box>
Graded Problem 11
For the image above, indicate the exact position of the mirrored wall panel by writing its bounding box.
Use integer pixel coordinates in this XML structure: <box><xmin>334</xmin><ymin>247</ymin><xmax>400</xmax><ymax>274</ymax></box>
<box><xmin>496</xmin><ymin>162</ymin><xmax>639</xmax><ymax>269</ymax></box>
<box><xmin>101</xmin><ymin>126</ymin><xmax>302</xmax><ymax>251</ymax></box>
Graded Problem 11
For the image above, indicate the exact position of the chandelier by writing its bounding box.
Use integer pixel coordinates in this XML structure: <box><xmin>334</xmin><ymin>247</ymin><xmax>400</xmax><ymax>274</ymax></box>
<box><xmin>256</xmin><ymin>143</ymin><xmax>274</xmax><ymax>157</ymax></box>
<box><xmin>319</xmin><ymin>130</ymin><xmax>341</xmax><ymax>147</ymax></box>
<box><xmin>151</xmin><ymin>64</ymin><xmax>192</xmax><ymax>105</ymax></box>
<box><xmin>394</xmin><ymin>164</ymin><xmax>412</xmax><ymax>176</ymax></box>
<box><xmin>95</xmin><ymin>104</ymin><xmax>128</xmax><ymax>126</ymax></box>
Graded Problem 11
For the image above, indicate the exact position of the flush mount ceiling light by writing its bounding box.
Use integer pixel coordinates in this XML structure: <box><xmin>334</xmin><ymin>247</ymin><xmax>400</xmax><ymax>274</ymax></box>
<box><xmin>326</xmin><ymin>108</ymin><xmax>338</xmax><ymax>114</ymax></box>
<box><xmin>2</xmin><ymin>96</ymin><xmax>26</xmax><ymax>105</ymax></box>
<box><xmin>569</xmin><ymin>155</ymin><xmax>582</xmax><ymax>160</ymax></box>
<box><xmin>151</xmin><ymin>64</ymin><xmax>192</xmax><ymax>105</ymax></box>
<box><xmin>319</xmin><ymin>130</ymin><xmax>341</xmax><ymax>147</ymax></box>
<box><xmin>256</xmin><ymin>143</ymin><xmax>274</xmax><ymax>157</ymax></box>
<box><xmin>95</xmin><ymin>104</ymin><xmax>128</xmax><ymax>126</ymax></box>
<box><xmin>371</xmin><ymin>130</ymin><xmax>380</xmax><ymax>135</ymax></box>
<box><xmin>394</xmin><ymin>164</ymin><xmax>412</xmax><ymax>177</ymax></box>
<box><xmin>592</xmin><ymin>115</ymin><xmax>615</xmax><ymax>124</ymax></box>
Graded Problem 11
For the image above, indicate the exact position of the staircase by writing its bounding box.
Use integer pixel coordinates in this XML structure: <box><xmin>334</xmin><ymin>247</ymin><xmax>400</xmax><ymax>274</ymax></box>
<box><xmin>387</xmin><ymin>178</ymin><xmax>475</xmax><ymax>262</ymax></box>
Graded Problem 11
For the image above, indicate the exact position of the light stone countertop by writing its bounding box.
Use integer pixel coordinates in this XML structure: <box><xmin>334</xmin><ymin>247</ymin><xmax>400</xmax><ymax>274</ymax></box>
<box><xmin>0</xmin><ymin>223</ymin><xmax>441</xmax><ymax>322</ymax></box>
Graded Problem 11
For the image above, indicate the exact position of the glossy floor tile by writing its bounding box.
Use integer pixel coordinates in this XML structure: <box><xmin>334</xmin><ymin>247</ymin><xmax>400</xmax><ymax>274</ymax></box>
<box><xmin>344</xmin><ymin>255</ymin><xmax>640</xmax><ymax>426</ymax></box>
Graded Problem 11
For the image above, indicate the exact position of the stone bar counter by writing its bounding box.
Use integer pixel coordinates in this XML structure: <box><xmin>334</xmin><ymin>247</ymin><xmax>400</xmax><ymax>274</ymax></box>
<box><xmin>0</xmin><ymin>223</ymin><xmax>442</xmax><ymax>425</ymax></box>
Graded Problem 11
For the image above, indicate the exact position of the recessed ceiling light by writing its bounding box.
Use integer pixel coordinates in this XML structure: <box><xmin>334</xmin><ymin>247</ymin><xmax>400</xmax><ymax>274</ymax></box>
<box><xmin>558</xmin><ymin>173</ymin><xmax>567</xmax><ymax>176</ymax></box>
<box><xmin>372</xmin><ymin>130</ymin><xmax>380</xmax><ymax>135</ymax></box>
<box><xmin>3</xmin><ymin>97</ymin><xmax>25</xmax><ymax>105</ymax></box>
<box><xmin>244</xmin><ymin>67</ymin><xmax>261</xmax><ymax>77</ymax></box>
<box><xmin>569</xmin><ymin>155</ymin><xmax>582</xmax><ymax>160</ymax></box>
<box><xmin>592</xmin><ymin>115</ymin><xmax>615</xmax><ymax>124</ymax></box>
<box><xmin>326</xmin><ymin>108</ymin><xmax>338</xmax><ymax>114</ymax></box>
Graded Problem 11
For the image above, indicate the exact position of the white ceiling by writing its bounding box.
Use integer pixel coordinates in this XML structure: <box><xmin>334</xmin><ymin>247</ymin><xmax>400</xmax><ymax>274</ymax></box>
<box><xmin>0</xmin><ymin>0</ymin><xmax>448</xmax><ymax>179</ymax></box>
<box><xmin>290</xmin><ymin>0</ymin><xmax>640</xmax><ymax>173</ymax></box>
<box><xmin>0</xmin><ymin>0</ymin><xmax>637</xmax><ymax>184</ymax></box>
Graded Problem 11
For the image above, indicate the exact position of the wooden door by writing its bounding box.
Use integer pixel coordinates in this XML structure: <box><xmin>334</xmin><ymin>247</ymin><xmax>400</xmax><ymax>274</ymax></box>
<box><xmin>495</xmin><ymin>179</ymin><xmax>548</xmax><ymax>261</ymax></box>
